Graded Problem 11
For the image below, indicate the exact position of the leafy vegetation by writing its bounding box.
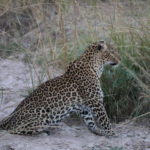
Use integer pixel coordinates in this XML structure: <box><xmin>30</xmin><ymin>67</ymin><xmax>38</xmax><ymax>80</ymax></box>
<box><xmin>0</xmin><ymin>42</ymin><xmax>25</xmax><ymax>58</ymax></box>
<box><xmin>102</xmin><ymin>27</ymin><xmax>150</xmax><ymax>121</ymax></box>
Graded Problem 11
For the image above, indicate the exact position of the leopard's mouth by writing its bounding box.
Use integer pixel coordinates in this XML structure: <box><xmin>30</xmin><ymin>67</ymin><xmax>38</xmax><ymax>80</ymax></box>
<box><xmin>110</xmin><ymin>62</ymin><xmax>118</xmax><ymax>66</ymax></box>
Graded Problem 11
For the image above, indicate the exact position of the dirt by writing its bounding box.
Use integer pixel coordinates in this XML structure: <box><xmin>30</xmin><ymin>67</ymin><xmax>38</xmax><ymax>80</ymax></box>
<box><xmin>0</xmin><ymin>58</ymin><xmax>150</xmax><ymax>150</ymax></box>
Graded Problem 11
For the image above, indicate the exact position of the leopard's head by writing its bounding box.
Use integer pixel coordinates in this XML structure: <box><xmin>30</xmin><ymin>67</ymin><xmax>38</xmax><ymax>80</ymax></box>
<box><xmin>85</xmin><ymin>40</ymin><xmax>121</xmax><ymax>66</ymax></box>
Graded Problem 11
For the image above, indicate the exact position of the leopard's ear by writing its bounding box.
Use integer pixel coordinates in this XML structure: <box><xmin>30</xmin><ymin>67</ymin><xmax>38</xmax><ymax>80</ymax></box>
<box><xmin>100</xmin><ymin>40</ymin><xmax>107</xmax><ymax>50</ymax></box>
<box><xmin>97</xmin><ymin>40</ymin><xmax>107</xmax><ymax>51</ymax></box>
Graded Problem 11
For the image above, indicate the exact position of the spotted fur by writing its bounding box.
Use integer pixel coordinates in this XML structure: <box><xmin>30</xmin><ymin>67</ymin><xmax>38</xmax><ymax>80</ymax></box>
<box><xmin>0</xmin><ymin>40</ymin><xmax>120</xmax><ymax>136</ymax></box>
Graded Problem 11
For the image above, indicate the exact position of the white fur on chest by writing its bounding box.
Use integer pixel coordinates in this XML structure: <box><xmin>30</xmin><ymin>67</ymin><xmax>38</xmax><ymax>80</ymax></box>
<box><xmin>97</xmin><ymin>66</ymin><xmax>104</xmax><ymax>78</ymax></box>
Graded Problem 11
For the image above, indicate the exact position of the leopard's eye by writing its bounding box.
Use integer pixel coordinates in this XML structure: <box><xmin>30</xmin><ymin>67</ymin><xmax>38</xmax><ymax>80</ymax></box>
<box><xmin>97</xmin><ymin>45</ymin><xmax>102</xmax><ymax>51</ymax></box>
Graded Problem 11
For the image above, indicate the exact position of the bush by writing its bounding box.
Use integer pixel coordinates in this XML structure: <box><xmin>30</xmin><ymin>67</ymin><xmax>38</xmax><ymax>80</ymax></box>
<box><xmin>101</xmin><ymin>27</ymin><xmax>150</xmax><ymax>122</ymax></box>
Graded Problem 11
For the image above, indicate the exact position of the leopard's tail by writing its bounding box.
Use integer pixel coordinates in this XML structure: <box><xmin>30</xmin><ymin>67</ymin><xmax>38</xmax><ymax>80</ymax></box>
<box><xmin>0</xmin><ymin>120</ymin><xmax>4</xmax><ymax>130</ymax></box>
<box><xmin>0</xmin><ymin>115</ymin><xmax>12</xmax><ymax>130</ymax></box>
<box><xmin>0</xmin><ymin>118</ymin><xmax>6</xmax><ymax>130</ymax></box>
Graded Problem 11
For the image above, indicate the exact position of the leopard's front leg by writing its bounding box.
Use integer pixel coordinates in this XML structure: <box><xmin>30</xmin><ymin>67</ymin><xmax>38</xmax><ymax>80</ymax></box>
<box><xmin>77</xmin><ymin>78</ymin><xmax>115</xmax><ymax>136</ymax></box>
<box><xmin>84</xmin><ymin>99</ymin><xmax>115</xmax><ymax>136</ymax></box>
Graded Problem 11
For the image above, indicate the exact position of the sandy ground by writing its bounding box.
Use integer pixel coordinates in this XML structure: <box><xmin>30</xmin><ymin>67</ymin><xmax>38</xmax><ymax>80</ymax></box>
<box><xmin>0</xmin><ymin>58</ymin><xmax>150</xmax><ymax>150</ymax></box>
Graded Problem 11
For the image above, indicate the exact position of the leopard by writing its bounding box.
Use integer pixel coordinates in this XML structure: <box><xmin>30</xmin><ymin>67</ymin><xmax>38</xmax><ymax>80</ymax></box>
<box><xmin>0</xmin><ymin>40</ymin><xmax>120</xmax><ymax>136</ymax></box>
